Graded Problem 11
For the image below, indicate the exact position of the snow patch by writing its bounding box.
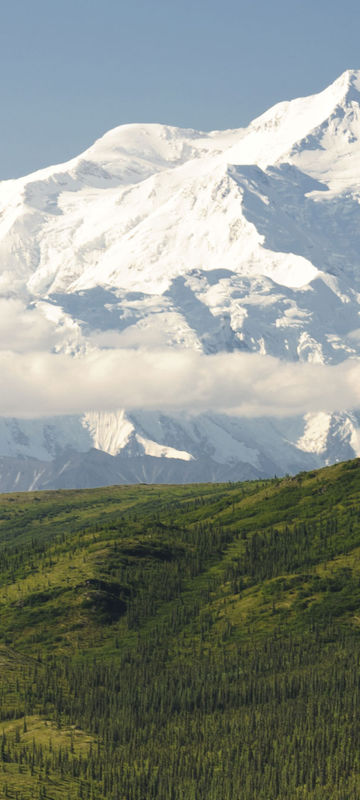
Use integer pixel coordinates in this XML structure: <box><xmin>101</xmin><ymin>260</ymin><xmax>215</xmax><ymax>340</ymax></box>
<box><xmin>82</xmin><ymin>410</ymin><xmax>134</xmax><ymax>456</ymax></box>
<box><xmin>135</xmin><ymin>434</ymin><xmax>193</xmax><ymax>461</ymax></box>
<box><xmin>296</xmin><ymin>412</ymin><xmax>331</xmax><ymax>454</ymax></box>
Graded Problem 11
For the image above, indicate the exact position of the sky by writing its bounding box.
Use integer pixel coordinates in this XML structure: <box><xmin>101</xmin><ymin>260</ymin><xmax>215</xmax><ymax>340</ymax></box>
<box><xmin>1</xmin><ymin>0</ymin><xmax>360</xmax><ymax>178</ymax></box>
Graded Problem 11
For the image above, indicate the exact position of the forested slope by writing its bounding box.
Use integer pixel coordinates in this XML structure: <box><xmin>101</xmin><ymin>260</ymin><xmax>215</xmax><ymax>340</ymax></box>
<box><xmin>1</xmin><ymin>461</ymin><xmax>360</xmax><ymax>798</ymax></box>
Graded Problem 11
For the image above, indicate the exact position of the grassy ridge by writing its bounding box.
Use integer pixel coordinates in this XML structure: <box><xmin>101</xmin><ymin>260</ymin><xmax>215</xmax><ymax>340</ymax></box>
<box><xmin>1</xmin><ymin>462</ymin><xmax>360</xmax><ymax>797</ymax></box>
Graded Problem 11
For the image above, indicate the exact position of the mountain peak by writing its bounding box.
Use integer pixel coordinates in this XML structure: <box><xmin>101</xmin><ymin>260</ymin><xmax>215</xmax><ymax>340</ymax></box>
<box><xmin>328</xmin><ymin>68</ymin><xmax>360</xmax><ymax>104</ymax></box>
<box><xmin>222</xmin><ymin>68</ymin><xmax>360</xmax><ymax>179</ymax></box>
<box><xmin>1</xmin><ymin>72</ymin><xmax>360</xmax><ymax>488</ymax></box>
<box><xmin>334</xmin><ymin>68</ymin><xmax>360</xmax><ymax>86</ymax></box>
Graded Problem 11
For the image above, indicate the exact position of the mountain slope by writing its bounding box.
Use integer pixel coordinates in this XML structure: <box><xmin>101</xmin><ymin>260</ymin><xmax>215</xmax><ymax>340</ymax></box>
<box><xmin>2</xmin><ymin>461</ymin><xmax>360</xmax><ymax>798</ymax></box>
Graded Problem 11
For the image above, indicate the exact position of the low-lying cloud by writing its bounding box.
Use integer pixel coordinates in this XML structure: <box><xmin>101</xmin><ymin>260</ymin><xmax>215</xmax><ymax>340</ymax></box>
<box><xmin>1</xmin><ymin>347</ymin><xmax>360</xmax><ymax>419</ymax></box>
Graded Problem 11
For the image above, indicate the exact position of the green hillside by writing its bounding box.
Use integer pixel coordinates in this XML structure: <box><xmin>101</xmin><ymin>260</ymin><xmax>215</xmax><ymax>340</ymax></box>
<box><xmin>1</xmin><ymin>461</ymin><xmax>360</xmax><ymax>798</ymax></box>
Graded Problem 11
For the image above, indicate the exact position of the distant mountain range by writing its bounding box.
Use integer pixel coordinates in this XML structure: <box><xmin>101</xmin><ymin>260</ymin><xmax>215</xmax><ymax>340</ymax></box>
<box><xmin>1</xmin><ymin>69</ymin><xmax>360</xmax><ymax>490</ymax></box>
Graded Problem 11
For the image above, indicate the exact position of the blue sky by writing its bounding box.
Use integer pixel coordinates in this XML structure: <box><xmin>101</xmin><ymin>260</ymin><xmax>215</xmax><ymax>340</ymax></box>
<box><xmin>1</xmin><ymin>0</ymin><xmax>359</xmax><ymax>178</ymax></box>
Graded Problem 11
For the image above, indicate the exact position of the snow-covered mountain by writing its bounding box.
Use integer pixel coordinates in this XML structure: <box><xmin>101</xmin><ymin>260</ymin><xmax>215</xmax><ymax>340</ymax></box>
<box><xmin>1</xmin><ymin>69</ymin><xmax>360</xmax><ymax>490</ymax></box>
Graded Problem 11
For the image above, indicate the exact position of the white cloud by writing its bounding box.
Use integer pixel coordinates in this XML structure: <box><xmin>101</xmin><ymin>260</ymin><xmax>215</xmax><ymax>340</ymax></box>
<box><xmin>1</xmin><ymin>347</ymin><xmax>360</xmax><ymax>418</ymax></box>
<box><xmin>0</xmin><ymin>299</ymin><xmax>64</xmax><ymax>352</ymax></box>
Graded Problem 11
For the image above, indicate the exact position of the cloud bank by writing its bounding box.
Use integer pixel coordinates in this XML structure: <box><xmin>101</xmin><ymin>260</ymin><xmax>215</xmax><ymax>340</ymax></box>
<box><xmin>0</xmin><ymin>300</ymin><xmax>359</xmax><ymax>419</ymax></box>
<box><xmin>1</xmin><ymin>347</ymin><xmax>360</xmax><ymax>419</ymax></box>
